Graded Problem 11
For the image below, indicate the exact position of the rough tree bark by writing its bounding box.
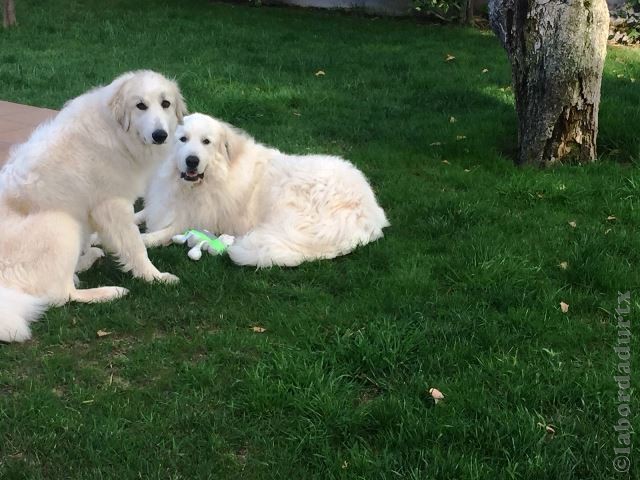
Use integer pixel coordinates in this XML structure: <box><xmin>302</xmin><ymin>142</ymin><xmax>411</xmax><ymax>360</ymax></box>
<box><xmin>489</xmin><ymin>0</ymin><xmax>609</xmax><ymax>166</ymax></box>
<box><xmin>3</xmin><ymin>0</ymin><xmax>17</xmax><ymax>28</ymax></box>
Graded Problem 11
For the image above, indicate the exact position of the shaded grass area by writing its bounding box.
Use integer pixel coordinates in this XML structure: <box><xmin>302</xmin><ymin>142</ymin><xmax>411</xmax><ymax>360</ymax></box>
<box><xmin>1</xmin><ymin>1</ymin><xmax>640</xmax><ymax>478</ymax></box>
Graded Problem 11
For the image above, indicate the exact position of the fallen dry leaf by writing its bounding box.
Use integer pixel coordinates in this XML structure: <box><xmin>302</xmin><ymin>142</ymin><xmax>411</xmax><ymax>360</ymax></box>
<box><xmin>445</xmin><ymin>54</ymin><xmax>456</xmax><ymax>62</ymax></box>
<box><xmin>429</xmin><ymin>387</ymin><xmax>445</xmax><ymax>404</ymax></box>
<box><xmin>341</xmin><ymin>461</ymin><xmax>349</xmax><ymax>469</ymax></box>
<box><xmin>292</xmin><ymin>112</ymin><xmax>301</xmax><ymax>117</ymax></box>
<box><xmin>449</xmin><ymin>116</ymin><xmax>456</xmax><ymax>123</ymax></box>
<box><xmin>442</xmin><ymin>160</ymin><xmax>450</xmax><ymax>165</ymax></box>
<box><xmin>559</xmin><ymin>261</ymin><xmax>568</xmax><ymax>270</ymax></box>
<box><xmin>251</xmin><ymin>326</ymin><xmax>266</xmax><ymax>333</ymax></box>
<box><xmin>96</xmin><ymin>330</ymin><xmax>111</xmax><ymax>338</ymax></box>
<box><xmin>482</xmin><ymin>68</ymin><xmax>489</xmax><ymax>73</ymax></box>
<box><xmin>560</xmin><ymin>302</ymin><xmax>569</xmax><ymax>313</ymax></box>
<box><xmin>607</xmin><ymin>215</ymin><xmax>617</xmax><ymax>221</ymax></box>
<box><xmin>314</xmin><ymin>70</ymin><xmax>325</xmax><ymax>76</ymax></box>
<box><xmin>430</xmin><ymin>142</ymin><xmax>442</xmax><ymax>146</ymax></box>
<box><xmin>631</xmin><ymin>78</ymin><xmax>636</xmax><ymax>83</ymax></box>
<box><xmin>464</xmin><ymin>168</ymin><xmax>471</xmax><ymax>173</ymax></box>
<box><xmin>537</xmin><ymin>422</ymin><xmax>556</xmax><ymax>436</ymax></box>
<box><xmin>605</xmin><ymin>228</ymin><xmax>612</xmax><ymax>235</ymax></box>
<box><xmin>568</xmin><ymin>221</ymin><xmax>577</xmax><ymax>228</ymax></box>
<box><xmin>456</xmin><ymin>135</ymin><xmax>467</xmax><ymax>141</ymax></box>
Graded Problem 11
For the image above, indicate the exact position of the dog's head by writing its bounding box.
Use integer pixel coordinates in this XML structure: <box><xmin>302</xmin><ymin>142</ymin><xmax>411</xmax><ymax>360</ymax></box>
<box><xmin>109</xmin><ymin>70</ymin><xmax>187</xmax><ymax>146</ymax></box>
<box><xmin>172</xmin><ymin>113</ymin><xmax>243</xmax><ymax>184</ymax></box>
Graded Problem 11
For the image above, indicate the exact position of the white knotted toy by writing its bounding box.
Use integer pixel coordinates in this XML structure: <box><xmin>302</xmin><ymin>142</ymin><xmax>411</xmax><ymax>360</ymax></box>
<box><xmin>172</xmin><ymin>229</ymin><xmax>235</xmax><ymax>261</ymax></box>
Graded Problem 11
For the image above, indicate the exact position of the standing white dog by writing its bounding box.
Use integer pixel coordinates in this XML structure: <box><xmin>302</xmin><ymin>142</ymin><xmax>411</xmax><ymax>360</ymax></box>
<box><xmin>137</xmin><ymin>113</ymin><xmax>389</xmax><ymax>267</ymax></box>
<box><xmin>0</xmin><ymin>70</ymin><xmax>186</xmax><ymax>343</ymax></box>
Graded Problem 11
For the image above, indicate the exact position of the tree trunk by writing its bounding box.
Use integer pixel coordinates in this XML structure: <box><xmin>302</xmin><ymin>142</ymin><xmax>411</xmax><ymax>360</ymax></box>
<box><xmin>489</xmin><ymin>0</ymin><xmax>609</xmax><ymax>166</ymax></box>
<box><xmin>3</xmin><ymin>0</ymin><xmax>17</xmax><ymax>28</ymax></box>
<box><xmin>460</xmin><ymin>0</ymin><xmax>474</xmax><ymax>25</ymax></box>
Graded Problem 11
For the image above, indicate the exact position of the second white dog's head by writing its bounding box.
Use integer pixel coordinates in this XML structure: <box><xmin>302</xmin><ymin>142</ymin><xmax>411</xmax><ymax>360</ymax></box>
<box><xmin>172</xmin><ymin>113</ymin><xmax>242</xmax><ymax>184</ymax></box>
<box><xmin>109</xmin><ymin>70</ymin><xmax>187</xmax><ymax>146</ymax></box>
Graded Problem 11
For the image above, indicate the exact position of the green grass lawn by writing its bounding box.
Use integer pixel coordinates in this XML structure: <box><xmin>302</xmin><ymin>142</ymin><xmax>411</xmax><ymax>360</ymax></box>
<box><xmin>1</xmin><ymin>1</ymin><xmax>639</xmax><ymax>478</ymax></box>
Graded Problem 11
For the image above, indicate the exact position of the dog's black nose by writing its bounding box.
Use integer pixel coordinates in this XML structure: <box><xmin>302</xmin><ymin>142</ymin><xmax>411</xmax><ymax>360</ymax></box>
<box><xmin>185</xmin><ymin>155</ymin><xmax>200</xmax><ymax>169</ymax></box>
<box><xmin>152</xmin><ymin>129</ymin><xmax>168</xmax><ymax>144</ymax></box>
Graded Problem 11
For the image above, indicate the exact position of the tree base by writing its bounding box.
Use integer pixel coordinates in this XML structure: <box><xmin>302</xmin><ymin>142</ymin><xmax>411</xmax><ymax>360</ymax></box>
<box><xmin>490</xmin><ymin>0</ymin><xmax>609</xmax><ymax>167</ymax></box>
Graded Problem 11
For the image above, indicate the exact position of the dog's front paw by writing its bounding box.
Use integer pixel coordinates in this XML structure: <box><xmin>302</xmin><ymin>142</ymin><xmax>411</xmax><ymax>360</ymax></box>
<box><xmin>154</xmin><ymin>272</ymin><xmax>179</xmax><ymax>284</ymax></box>
<box><xmin>87</xmin><ymin>246</ymin><xmax>105</xmax><ymax>260</ymax></box>
<box><xmin>89</xmin><ymin>232</ymin><xmax>101</xmax><ymax>246</ymax></box>
<box><xmin>141</xmin><ymin>233</ymin><xmax>172</xmax><ymax>248</ymax></box>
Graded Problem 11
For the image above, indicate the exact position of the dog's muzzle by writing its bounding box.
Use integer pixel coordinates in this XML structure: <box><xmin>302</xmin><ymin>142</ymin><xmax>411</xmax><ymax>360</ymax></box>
<box><xmin>181</xmin><ymin>155</ymin><xmax>203</xmax><ymax>182</ymax></box>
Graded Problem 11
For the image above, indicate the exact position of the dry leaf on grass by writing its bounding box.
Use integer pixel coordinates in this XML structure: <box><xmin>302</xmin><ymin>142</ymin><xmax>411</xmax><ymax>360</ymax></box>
<box><xmin>464</xmin><ymin>168</ymin><xmax>471</xmax><ymax>172</ymax></box>
<box><xmin>449</xmin><ymin>116</ymin><xmax>456</xmax><ymax>123</ymax></box>
<box><xmin>341</xmin><ymin>461</ymin><xmax>349</xmax><ymax>469</ymax></box>
<box><xmin>251</xmin><ymin>326</ymin><xmax>266</xmax><ymax>333</ymax></box>
<box><xmin>560</xmin><ymin>302</ymin><xmax>569</xmax><ymax>313</ymax></box>
<box><xmin>292</xmin><ymin>112</ymin><xmax>301</xmax><ymax>117</ymax></box>
<box><xmin>456</xmin><ymin>135</ymin><xmax>467</xmax><ymax>141</ymax></box>
<box><xmin>607</xmin><ymin>215</ymin><xmax>617</xmax><ymax>221</ymax></box>
<box><xmin>559</xmin><ymin>261</ymin><xmax>568</xmax><ymax>270</ymax></box>
<box><xmin>442</xmin><ymin>160</ymin><xmax>450</xmax><ymax>165</ymax></box>
<box><xmin>568</xmin><ymin>221</ymin><xmax>577</xmax><ymax>228</ymax></box>
<box><xmin>445</xmin><ymin>54</ymin><xmax>456</xmax><ymax>62</ymax></box>
<box><xmin>537</xmin><ymin>422</ymin><xmax>556</xmax><ymax>437</ymax></box>
<box><xmin>314</xmin><ymin>70</ymin><xmax>325</xmax><ymax>76</ymax></box>
<box><xmin>429</xmin><ymin>387</ymin><xmax>445</xmax><ymax>404</ymax></box>
<box><xmin>605</xmin><ymin>228</ymin><xmax>612</xmax><ymax>235</ymax></box>
<box><xmin>96</xmin><ymin>330</ymin><xmax>111</xmax><ymax>338</ymax></box>
<box><xmin>430</xmin><ymin>142</ymin><xmax>442</xmax><ymax>146</ymax></box>
<box><xmin>482</xmin><ymin>68</ymin><xmax>489</xmax><ymax>73</ymax></box>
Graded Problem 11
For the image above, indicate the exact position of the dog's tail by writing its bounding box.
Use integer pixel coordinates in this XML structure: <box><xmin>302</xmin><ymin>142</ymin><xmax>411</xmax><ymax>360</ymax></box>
<box><xmin>0</xmin><ymin>286</ymin><xmax>47</xmax><ymax>343</ymax></box>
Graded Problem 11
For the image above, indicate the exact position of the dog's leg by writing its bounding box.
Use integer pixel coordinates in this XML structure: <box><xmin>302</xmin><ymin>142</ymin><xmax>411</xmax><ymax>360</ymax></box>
<box><xmin>76</xmin><ymin>247</ymin><xmax>105</xmax><ymax>272</ymax></box>
<box><xmin>141</xmin><ymin>226</ymin><xmax>177</xmax><ymax>248</ymax></box>
<box><xmin>90</xmin><ymin>198</ymin><xmax>178</xmax><ymax>283</ymax></box>
<box><xmin>134</xmin><ymin>209</ymin><xmax>147</xmax><ymax>226</ymax></box>
<box><xmin>227</xmin><ymin>228</ymin><xmax>307</xmax><ymax>268</ymax></box>
<box><xmin>69</xmin><ymin>286</ymin><xmax>129</xmax><ymax>303</ymax></box>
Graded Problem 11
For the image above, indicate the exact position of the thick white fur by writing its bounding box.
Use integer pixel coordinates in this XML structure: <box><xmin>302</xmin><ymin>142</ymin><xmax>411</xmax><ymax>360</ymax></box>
<box><xmin>0</xmin><ymin>70</ymin><xmax>187</xmax><ymax>343</ymax></box>
<box><xmin>138</xmin><ymin>113</ymin><xmax>389</xmax><ymax>267</ymax></box>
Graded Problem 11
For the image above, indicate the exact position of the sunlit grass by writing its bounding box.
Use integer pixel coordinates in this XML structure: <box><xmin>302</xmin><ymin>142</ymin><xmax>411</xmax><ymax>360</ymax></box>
<box><xmin>0</xmin><ymin>1</ymin><xmax>639</xmax><ymax>478</ymax></box>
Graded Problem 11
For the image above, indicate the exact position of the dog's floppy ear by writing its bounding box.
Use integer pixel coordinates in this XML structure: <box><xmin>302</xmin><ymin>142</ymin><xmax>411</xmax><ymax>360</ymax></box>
<box><xmin>109</xmin><ymin>78</ymin><xmax>131</xmax><ymax>131</ymax></box>
<box><xmin>216</xmin><ymin>123</ymin><xmax>243</xmax><ymax>164</ymax></box>
<box><xmin>174</xmin><ymin>91</ymin><xmax>188</xmax><ymax>125</ymax></box>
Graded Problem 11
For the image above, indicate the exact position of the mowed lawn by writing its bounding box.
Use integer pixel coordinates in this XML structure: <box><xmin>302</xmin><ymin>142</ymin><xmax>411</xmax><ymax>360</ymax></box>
<box><xmin>1</xmin><ymin>1</ymin><xmax>639</xmax><ymax>478</ymax></box>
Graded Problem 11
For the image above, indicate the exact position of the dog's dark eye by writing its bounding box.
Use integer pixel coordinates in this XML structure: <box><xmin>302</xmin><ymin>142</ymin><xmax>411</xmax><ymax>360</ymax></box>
<box><xmin>161</xmin><ymin>100</ymin><xmax>171</xmax><ymax>109</ymax></box>
<box><xmin>136</xmin><ymin>102</ymin><xmax>148</xmax><ymax>111</ymax></box>
<box><xmin>202</xmin><ymin>139</ymin><xmax>211</xmax><ymax>145</ymax></box>
<box><xmin>179</xmin><ymin>136</ymin><xmax>187</xmax><ymax>143</ymax></box>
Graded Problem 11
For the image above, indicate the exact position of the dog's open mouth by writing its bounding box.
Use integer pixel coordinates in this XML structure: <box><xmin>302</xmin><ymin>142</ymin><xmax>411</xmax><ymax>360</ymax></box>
<box><xmin>181</xmin><ymin>170</ymin><xmax>204</xmax><ymax>182</ymax></box>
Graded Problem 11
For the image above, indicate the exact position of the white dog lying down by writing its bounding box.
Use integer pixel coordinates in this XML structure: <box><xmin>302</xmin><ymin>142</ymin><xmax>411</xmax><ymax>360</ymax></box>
<box><xmin>0</xmin><ymin>70</ymin><xmax>186</xmax><ymax>343</ymax></box>
<box><xmin>137</xmin><ymin>113</ymin><xmax>389</xmax><ymax>267</ymax></box>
